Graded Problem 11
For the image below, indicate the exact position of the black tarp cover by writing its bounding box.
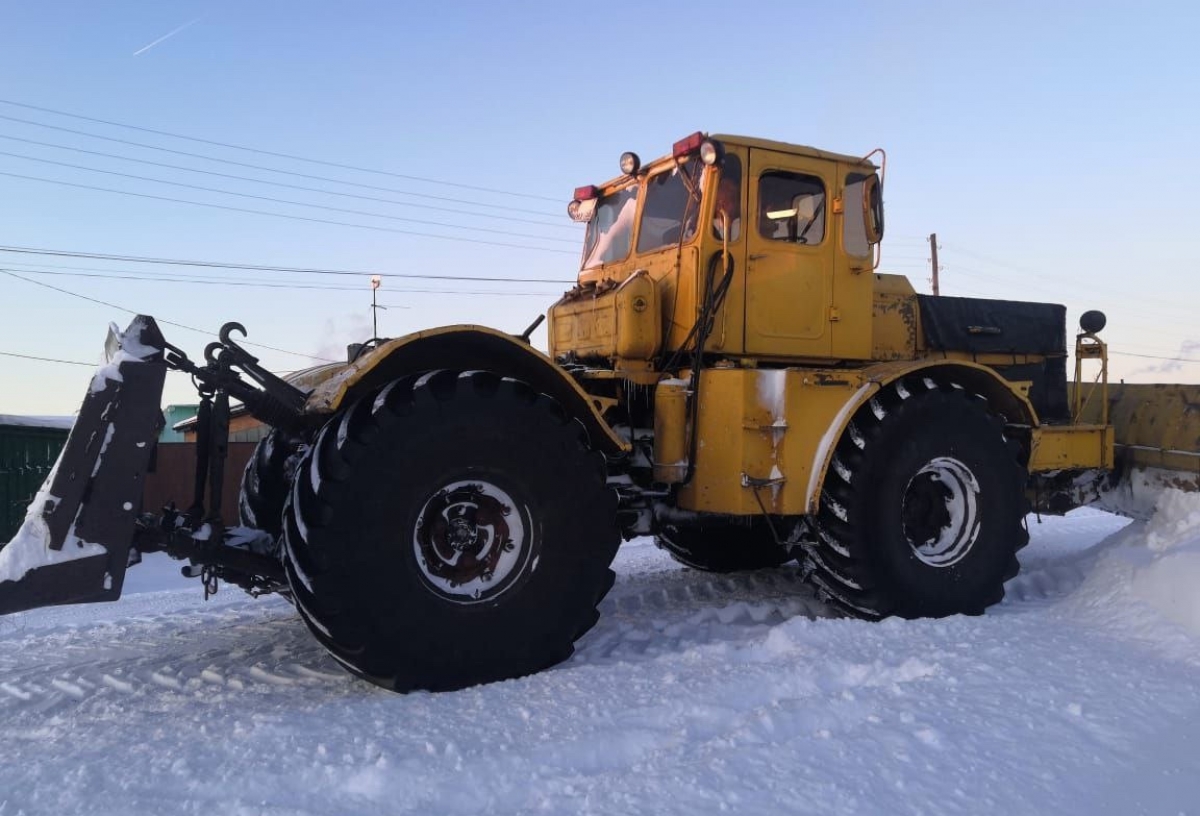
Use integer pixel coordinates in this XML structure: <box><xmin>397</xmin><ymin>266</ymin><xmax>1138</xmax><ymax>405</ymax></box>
<box><xmin>917</xmin><ymin>295</ymin><xmax>1069</xmax><ymax>421</ymax></box>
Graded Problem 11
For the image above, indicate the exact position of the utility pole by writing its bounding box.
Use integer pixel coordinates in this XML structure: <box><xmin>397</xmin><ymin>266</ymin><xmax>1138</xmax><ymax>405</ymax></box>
<box><xmin>370</xmin><ymin>275</ymin><xmax>383</xmax><ymax>338</ymax></box>
<box><xmin>929</xmin><ymin>232</ymin><xmax>940</xmax><ymax>296</ymax></box>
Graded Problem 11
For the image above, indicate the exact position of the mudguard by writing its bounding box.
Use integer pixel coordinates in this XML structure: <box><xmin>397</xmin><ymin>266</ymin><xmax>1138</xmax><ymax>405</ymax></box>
<box><xmin>0</xmin><ymin>316</ymin><xmax>167</xmax><ymax>614</ymax></box>
<box><xmin>305</xmin><ymin>324</ymin><xmax>629</xmax><ymax>456</ymax></box>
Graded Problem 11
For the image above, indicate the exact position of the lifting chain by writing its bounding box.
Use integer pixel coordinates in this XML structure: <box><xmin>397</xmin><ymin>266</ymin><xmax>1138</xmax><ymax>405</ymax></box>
<box><xmin>201</xmin><ymin>565</ymin><xmax>219</xmax><ymax>599</ymax></box>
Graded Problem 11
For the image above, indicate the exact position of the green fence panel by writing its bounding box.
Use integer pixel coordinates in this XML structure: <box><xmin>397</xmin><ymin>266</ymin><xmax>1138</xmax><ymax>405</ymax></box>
<box><xmin>0</xmin><ymin>425</ymin><xmax>70</xmax><ymax>542</ymax></box>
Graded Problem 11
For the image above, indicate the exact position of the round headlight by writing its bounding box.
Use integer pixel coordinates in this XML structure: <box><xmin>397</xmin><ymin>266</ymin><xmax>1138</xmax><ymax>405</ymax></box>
<box><xmin>1080</xmin><ymin>310</ymin><xmax>1107</xmax><ymax>334</ymax></box>
<box><xmin>567</xmin><ymin>199</ymin><xmax>582</xmax><ymax>220</ymax></box>
<box><xmin>699</xmin><ymin>139</ymin><xmax>723</xmax><ymax>166</ymax></box>
<box><xmin>620</xmin><ymin>151</ymin><xmax>641</xmax><ymax>176</ymax></box>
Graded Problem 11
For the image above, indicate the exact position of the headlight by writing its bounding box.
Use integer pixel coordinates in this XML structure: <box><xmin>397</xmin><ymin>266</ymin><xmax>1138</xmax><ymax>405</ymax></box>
<box><xmin>620</xmin><ymin>152</ymin><xmax>641</xmax><ymax>175</ymax></box>
<box><xmin>699</xmin><ymin>139</ymin><xmax>724</xmax><ymax>166</ymax></box>
<box><xmin>567</xmin><ymin>198</ymin><xmax>596</xmax><ymax>223</ymax></box>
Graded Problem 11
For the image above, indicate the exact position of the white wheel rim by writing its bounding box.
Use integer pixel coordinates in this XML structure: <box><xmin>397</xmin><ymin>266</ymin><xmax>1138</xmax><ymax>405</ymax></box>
<box><xmin>412</xmin><ymin>479</ymin><xmax>534</xmax><ymax>604</ymax></box>
<box><xmin>902</xmin><ymin>456</ymin><xmax>982</xmax><ymax>568</ymax></box>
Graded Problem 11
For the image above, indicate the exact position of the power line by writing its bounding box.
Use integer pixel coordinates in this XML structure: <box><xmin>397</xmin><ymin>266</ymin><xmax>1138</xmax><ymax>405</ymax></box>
<box><xmin>4</xmin><ymin>266</ymin><xmax>363</xmax><ymax>291</ymax></box>
<box><xmin>376</xmin><ymin>289</ymin><xmax>559</xmax><ymax>301</ymax></box>
<box><xmin>0</xmin><ymin>148</ymin><xmax>577</xmax><ymax>243</ymax></box>
<box><xmin>0</xmin><ymin>350</ymin><xmax>95</xmax><ymax>367</ymax></box>
<box><xmin>4</xmin><ymin>265</ymin><xmax>564</xmax><ymax>296</ymax></box>
<box><xmin>1109</xmin><ymin>351</ymin><xmax>1200</xmax><ymax>364</ymax></box>
<box><xmin>0</xmin><ymin>114</ymin><xmax>564</xmax><ymax>217</ymax></box>
<box><xmin>1</xmin><ymin>269</ymin><xmax>336</xmax><ymax>362</ymax></box>
<box><xmin>0</xmin><ymin>244</ymin><xmax>577</xmax><ymax>283</ymax></box>
<box><xmin>0</xmin><ymin>169</ymin><xmax>578</xmax><ymax>255</ymax></box>
<box><xmin>0</xmin><ymin>98</ymin><xmax>561</xmax><ymax>202</ymax></box>
<box><xmin>0</xmin><ymin>132</ymin><xmax>575</xmax><ymax>229</ymax></box>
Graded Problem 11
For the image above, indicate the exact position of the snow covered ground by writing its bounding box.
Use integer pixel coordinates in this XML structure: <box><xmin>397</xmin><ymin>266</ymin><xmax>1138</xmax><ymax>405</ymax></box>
<box><xmin>3</xmin><ymin>502</ymin><xmax>1200</xmax><ymax>816</ymax></box>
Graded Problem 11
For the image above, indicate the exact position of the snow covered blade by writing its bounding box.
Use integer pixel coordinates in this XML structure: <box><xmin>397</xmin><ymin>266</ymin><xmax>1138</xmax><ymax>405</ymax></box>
<box><xmin>0</xmin><ymin>316</ymin><xmax>167</xmax><ymax>614</ymax></box>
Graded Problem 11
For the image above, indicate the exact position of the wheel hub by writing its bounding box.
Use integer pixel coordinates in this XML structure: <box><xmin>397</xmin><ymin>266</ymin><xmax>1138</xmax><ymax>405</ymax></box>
<box><xmin>413</xmin><ymin>480</ymin><xmax>534</xmax><ymax>604</ymax></box>
<box><xmin>901</xmin><ymin>456</ymin><xmax>981</xmax><ymax>568</ymax></box>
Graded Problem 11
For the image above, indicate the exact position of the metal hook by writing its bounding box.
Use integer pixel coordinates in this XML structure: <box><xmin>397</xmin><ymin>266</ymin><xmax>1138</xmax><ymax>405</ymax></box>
<box><xmin>219</xmin><ymin>321</ymin><xmax>248</xmax><ymax>345</ymax></box>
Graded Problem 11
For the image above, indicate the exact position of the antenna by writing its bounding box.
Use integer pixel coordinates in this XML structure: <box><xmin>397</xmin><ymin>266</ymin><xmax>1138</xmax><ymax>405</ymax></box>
<box><xmin>370</xmin><ymin>275</ymin><xmax>384</xmax><ymax>337</ymax></box>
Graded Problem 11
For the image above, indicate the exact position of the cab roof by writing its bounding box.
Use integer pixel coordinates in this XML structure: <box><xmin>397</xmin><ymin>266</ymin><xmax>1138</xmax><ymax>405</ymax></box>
<box><xmin>589</xmin><ymin>133</ymin><xmax>877</xmax><ymax>194</ymax></box>
<box><xmin>710</xmin><ymin>134</ymin><xmax>877</xmax><ymax>168</ymax></box>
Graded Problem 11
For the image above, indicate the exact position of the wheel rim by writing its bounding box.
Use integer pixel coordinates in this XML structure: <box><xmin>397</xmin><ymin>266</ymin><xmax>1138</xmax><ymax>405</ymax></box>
<box><xmin>412</xmin><ymin>479</ymin><xmax>535</xmax><ymax>604</ymax></box>
<box><xmin>901</xmin><ymin>456</ymin><xmax>981</xmax><ymax>568</ymax></box>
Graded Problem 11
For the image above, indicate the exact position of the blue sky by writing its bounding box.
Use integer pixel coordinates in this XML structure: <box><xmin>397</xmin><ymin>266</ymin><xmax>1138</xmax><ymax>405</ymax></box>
<box><xmin>1</xmin><ymin>0</ymin><xmax>1197</xmax><ymax>413</ymax></box>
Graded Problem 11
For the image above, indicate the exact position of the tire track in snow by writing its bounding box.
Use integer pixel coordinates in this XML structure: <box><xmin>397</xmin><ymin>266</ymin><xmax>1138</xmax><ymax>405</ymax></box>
<box><xmin>0</xmin><ymin>600</ymin><xmax>348</xmax><ymax>711</ymax></box>
<box><xmin>0</xmin><ymin>566</ymin><xmax>832</xmax><ymax>709</ymax></box>
<box><xmin>580</xmin><ymin>564</ymin><xmax>835</xmax><ymax>664</ymax></box>
<box><xmin>0</xmin><ymin>513</ymin><xmax>1130</xmax><ymax>710</ymax></box>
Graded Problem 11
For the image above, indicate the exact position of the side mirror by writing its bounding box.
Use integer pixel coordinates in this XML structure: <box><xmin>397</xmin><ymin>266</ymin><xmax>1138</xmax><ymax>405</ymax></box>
<box><xmin>863</xmin><ymin>174</ymin><xmax>884</xmax><ymax>243</ymax></box>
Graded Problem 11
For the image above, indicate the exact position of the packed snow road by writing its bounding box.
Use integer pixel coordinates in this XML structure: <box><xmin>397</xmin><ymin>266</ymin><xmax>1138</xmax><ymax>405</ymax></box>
<box><xmin>3</xmin><ymin>504</ymin><xmax>1200</xmax><ymax>816</ymax></box>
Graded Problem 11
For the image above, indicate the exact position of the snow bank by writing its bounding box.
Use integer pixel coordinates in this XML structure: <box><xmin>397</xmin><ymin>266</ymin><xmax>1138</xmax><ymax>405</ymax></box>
<box><xmin>1063</xmin><ymin>488</ymin><xmax>1200</xmax><ymax>649</ymax></box>
<box><xmin>1128</xmin><ymin>489</ymin><xmax>1200</xmax><ymax>635</ymax></box>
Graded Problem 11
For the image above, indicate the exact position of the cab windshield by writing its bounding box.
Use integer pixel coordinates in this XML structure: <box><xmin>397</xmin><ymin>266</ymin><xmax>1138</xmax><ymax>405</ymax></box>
<box><xmin>636</xmin><ymin>162</ymin><xmax>702</xmax><ymax>254</ymax></box>
<box><xmin>582</xmin><ymin>186</ymin><xmax>638</xmax><ymax>269</ymax></box>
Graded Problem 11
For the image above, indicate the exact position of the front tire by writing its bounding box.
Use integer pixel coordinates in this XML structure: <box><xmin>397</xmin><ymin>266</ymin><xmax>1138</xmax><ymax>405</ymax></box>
<box><xmin>281</xmin><ymin>370</ymin><xmax>620</xmax><ymax>692</ymax></box>
<box><xmin>799</xmin><ymin>378</ymin><xmax>1028</xmax><ymax>619</ymax></box>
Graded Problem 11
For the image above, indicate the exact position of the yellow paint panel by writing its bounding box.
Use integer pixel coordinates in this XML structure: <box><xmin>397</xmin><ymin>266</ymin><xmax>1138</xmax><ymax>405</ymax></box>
<box><xmin>1029</xmin><ymin>425</ymin><xmax>1112</xmax><ymax>471</ymax></box>
<box><xmin>677</xmin><ymin>368</ymin><xmax>869</xmax><ymax>515</ymax></box>
<box><xmin>870</xmin><ymin>274</ymin><xmax>918</xmax><ymax>361</ymax></box>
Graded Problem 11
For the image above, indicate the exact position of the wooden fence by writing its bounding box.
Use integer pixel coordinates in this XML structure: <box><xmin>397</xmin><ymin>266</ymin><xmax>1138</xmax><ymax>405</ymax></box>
<box><xmin>143</xmin><ymin>442</ymin><xmax>257</xmax><ymax>527</ymax></box>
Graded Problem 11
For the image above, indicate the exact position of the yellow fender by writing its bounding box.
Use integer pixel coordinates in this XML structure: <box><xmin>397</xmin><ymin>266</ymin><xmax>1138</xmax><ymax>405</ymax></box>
<box><xmin>303</xmin><ymin>324</ymin><xmax>629</xmax><ymax>456</ymax></box>
<box><xmin>803</xmin><ymin>359</ymin><xmax>1038</xmax><ymax>515</ymax></box>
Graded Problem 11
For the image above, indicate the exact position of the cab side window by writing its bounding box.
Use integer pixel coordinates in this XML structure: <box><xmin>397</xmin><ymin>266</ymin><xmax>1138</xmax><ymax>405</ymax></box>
<box><xmin>757</xmin><ymin>172</ymin><xmax>825</xmax><ymax>245</ymax></box>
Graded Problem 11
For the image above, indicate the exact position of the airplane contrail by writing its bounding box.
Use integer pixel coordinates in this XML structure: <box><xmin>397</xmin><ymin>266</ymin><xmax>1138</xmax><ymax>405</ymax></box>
<box><xmin>133</xmin><ymin>17</ymin><xmax>203</xmax><ymax>57</ymax></box>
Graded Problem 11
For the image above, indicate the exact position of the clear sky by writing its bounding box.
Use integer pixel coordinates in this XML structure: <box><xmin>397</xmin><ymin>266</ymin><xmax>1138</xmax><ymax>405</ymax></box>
<box><xmin>1</xmin><ymin>0</ymin><xmax>1197</xmax><ymax>414</ymax></box>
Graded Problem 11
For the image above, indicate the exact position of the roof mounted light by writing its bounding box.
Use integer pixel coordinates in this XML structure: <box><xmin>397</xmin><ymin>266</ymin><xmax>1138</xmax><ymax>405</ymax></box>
<box><xmin>573</xmin><ymin>185</ymin><xmax>599</xmax><ymax>201</ymax></box>
<box><xmin>567</xmin><ymin>197</ymin><xmax>597</xmax><ymax>223</ymax></box>
<box><xmin>620</xmin><ymin>151</ymin><xmax>641</xmax><ymax>176</ymax></box>
<box><xmin>1080</xmin><ymin>310</ymin><xmax>1107</xmax><ymax>334</ymax></box>
<box><xmin>672</xmin><ymin>131</ymin><xmax>704</xmax><ymax>158</ymax></box>
<box><xmin>699</xmin><ymin>138</ymin><xmax>724</xmax><ymax>166</ymax></box>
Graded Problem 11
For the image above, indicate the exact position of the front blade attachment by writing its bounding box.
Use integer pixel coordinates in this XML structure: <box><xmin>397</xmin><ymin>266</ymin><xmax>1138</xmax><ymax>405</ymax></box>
<box><xmin>0</xmin><ymin>316</ymin><xmax>167</xmax><ymax>614</ymax></box>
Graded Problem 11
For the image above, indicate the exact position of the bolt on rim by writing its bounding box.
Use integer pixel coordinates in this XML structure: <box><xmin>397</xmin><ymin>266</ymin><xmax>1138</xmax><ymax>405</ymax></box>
<box><xmin>901</xmin><ymin>456</ymin><xmax>982</xmax><ymax>568</ymax></box>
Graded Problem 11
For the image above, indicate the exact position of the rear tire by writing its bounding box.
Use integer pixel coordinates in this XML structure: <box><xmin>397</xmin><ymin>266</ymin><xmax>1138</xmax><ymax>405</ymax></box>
<box><xmin>281</xmin><ymin>370</ymin><xmax>621</xmax><ymax>692</ymax></box>
<box><xmin>657</xmin><ymin>519</ymin><xmax>792</xmax><ymax>572</ymax></box>
<box><xmin>799</xmin><ymin>378</ymin><xmax>1028</xmax><ymax>619</ymax></box>
<box><xmin>238</xmin><ymin>429</ymin><xmax>301</xmax><ymax>540</ymax></box>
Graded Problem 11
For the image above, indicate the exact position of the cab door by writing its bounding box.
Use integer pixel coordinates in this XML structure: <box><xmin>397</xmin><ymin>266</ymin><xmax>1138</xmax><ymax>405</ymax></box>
<box><xmin>743</xmin><ymin>149</ymin><xmax>835</xmax><ymax>358</ymax></box>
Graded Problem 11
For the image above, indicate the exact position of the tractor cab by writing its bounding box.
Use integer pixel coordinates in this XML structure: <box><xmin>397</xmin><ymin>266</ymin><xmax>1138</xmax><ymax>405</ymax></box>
<box><xmin>550</xmin><ymin>132</ymin><xmax>884</xmax><ymax>370</ymax></box>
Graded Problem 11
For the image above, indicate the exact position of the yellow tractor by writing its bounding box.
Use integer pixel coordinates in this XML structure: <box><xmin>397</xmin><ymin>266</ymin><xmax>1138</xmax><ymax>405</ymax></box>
<box><xmin>1</xmin><ymin>132</ymin><xmax>1196</xmax><ymax>692</ymax></box>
